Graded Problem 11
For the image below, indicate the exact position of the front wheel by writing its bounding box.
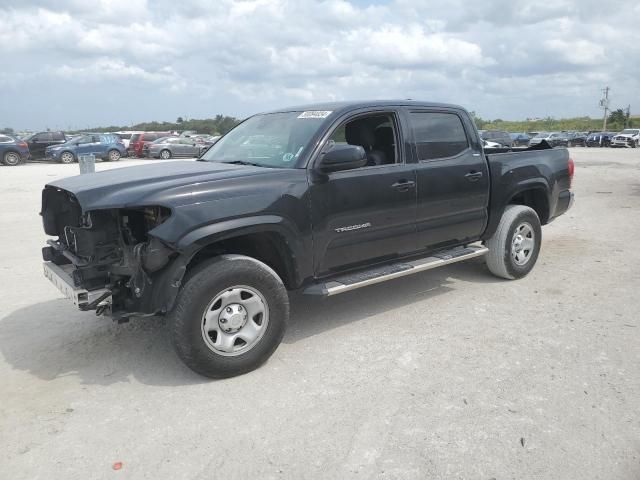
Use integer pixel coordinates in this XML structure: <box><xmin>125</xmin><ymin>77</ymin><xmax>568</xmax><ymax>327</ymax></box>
<box><xmin>485</xmin><ymin>205</ymin><xmax>542</xmax><ymax>280</ymax></box>
<box><xmin>169</xmin><ymin>255</ymin><xmax>289</xmax><ymax>378</ymax></box>
<box><xmin>2</xmin><ymin>151</ymin><xmax>21</xmax><ymax>166</ymax></box>
<box><xmin>59</xmin><ymin>151</ymin><xmax>75</xmax><ymax>164</ymax></box>
<box><xmin>160</xmin><ymin>149</ymin><xmax>171</xmax><ymax>159</ymax></box>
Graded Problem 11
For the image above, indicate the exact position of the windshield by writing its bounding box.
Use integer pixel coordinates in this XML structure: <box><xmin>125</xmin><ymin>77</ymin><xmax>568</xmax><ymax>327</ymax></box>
<box><xmin>67</xmin><ymin>135</ymin><xmax>91</xmax><ymax>145</ymax></box>
<box><xmin>533</xmin><ymin>132</ymin><xmax>550</xmax><ymax>138</ymax></box>
<box><xmin>200</xmin><ymin>112</ymin><xmax>327</xmax><ymax>168</ymax></box>
<box><xmin>620</xmin><ymin>129</ymin><xmax>639</xmax><ymax>135</ymax></box>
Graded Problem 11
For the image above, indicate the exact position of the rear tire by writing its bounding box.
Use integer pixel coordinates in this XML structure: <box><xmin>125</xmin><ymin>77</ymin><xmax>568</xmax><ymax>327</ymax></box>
<box><xmin>169</xmin><ymin>255</ymin><xmax>289</xmax><ymax>378</ymax></box>
<box><xmin>485</xmin><ymin>205</ymin><xmax>541</xmax><ymax>280</ymax></box>
<box><xmin>2</xmin><ymin>151</ymin><xmax>21</xmax><ymax>166</ymax></box>
<box><xmin>106</xmin><ymin>149</ymin><xmax>121</xmax><ymax>162</ymax></box>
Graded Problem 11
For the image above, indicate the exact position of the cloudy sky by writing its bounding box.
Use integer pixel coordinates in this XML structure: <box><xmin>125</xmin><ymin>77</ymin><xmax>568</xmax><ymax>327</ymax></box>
<box><xmin>1</xmin><ymin>0</ymin><xmax>639</xmax><ymax>130</ymax></box>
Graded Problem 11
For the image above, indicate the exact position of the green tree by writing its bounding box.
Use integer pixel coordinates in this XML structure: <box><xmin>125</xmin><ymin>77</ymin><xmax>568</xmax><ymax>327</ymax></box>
<box><xmin>608</xmin><ymin>109</ymin><xmax>626</xmax><ymax>125</ymax></box>
<box><xmin>176</xmin><ymin>116</ymin><xmax>184</xmax><ymax>124</ymax></box>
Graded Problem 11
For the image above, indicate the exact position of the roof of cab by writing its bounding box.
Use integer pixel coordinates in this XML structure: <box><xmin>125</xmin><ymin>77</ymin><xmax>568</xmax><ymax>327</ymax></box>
<box><xmin>264</xmin><ymin>100</ymin><xmax>466</xmax><ymax>115</ymax></box>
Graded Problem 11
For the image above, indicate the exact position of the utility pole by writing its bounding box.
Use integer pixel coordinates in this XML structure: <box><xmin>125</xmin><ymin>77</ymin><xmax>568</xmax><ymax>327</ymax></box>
<box><xmin>600</xmin><ymin>86</ymin><xmax>610</xmax><ymax>131</ymax></box>
<box><xmin>625</xmin><ymin>105</ymin><xmax>631</xmax><ymax>128</ymax></box>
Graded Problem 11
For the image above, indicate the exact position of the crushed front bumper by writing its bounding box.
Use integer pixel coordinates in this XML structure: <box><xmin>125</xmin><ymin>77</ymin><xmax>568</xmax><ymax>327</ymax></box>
<box><xmin>43</xmin><ymin>261</ymin><xmax>111</xmax><ymax>310</ymax></box>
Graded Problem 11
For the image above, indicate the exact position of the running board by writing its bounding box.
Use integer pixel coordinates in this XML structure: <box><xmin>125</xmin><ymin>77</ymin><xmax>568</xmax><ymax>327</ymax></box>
<box><xmin>304</xmin><ymin>245</ymin><xmax>488</xmax><ymax>296</ymax></box>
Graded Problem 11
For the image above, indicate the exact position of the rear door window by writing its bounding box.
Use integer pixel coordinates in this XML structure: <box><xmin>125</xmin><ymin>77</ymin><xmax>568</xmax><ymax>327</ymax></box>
<box><xmin>410</xmin><ymin>112</ymin><xmax>469</xmax><ymax>160</ymax></box>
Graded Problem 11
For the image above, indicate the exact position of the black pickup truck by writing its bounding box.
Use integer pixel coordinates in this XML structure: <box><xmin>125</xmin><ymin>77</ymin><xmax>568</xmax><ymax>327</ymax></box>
<box><xmin>41</xmin><ymin>101</ymin><xmax>574</xmax><ymax>378</ymax></box>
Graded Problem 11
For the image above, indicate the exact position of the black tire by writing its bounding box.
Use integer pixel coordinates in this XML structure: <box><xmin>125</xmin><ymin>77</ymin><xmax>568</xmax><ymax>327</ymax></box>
<box><xmin>160</xmin><ymin>149</ymin><xmax>171</xmax><ymax>159</ymax></box>
<box><xmin>59</xmin><ymin>151</ymin><xmax>75</xmax><ymax>164</ymax></box>
<box><xmin>169</xmin><ymin>254</ymin><xmax>289</xmax><ymax>378</ymax></box>
<box><xmin>2</xmin><ymin>151</ymin><xmax>21</xmax><ymax>166</ymax></box>
<box><xmin>485</xmin><ymin>205</ymin><xmax>541</xmax><ymax>280</ymax></box>
<box><xmin>105</xmin><ymin>149</ymin><xmax>121</xmax><ymax>162</ymax></box>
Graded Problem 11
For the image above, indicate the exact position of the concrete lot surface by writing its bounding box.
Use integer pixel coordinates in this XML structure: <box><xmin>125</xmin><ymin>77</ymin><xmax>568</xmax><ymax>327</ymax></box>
<box><xmin>1</xmin><ymin>151</ymin><xmax>639</xmax><ymax>479</ymax></box>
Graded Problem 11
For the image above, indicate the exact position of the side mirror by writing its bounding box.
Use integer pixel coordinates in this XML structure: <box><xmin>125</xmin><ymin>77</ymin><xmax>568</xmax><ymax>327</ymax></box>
<box><xmin>319</xmin><ymin>144</ymin><xmax>367</xmax><ymax>172</ymax></box>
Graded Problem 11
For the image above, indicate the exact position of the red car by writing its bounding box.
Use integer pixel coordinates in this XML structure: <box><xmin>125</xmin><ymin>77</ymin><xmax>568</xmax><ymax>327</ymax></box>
<box><xmin>128</xmin><ymin>132</ymin><xmax>173</xmax><ymax>157</ymax></box>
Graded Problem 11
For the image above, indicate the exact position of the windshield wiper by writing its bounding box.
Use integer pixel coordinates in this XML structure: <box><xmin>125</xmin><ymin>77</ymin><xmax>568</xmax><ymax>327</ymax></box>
<box><xmin>220</xmin><ymin>160</ymin><xmax>274</xmax><ymax>168</ymax></box>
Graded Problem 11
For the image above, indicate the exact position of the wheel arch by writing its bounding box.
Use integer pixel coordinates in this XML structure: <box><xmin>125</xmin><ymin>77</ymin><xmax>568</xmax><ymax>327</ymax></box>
<box><xmin>177</xmin><ymin>216</ymin><xmax>305</xmax><ymax>290</ymax></box>
<box><xmin>506</xmin><ymin>185</ymin><xmax>550</xmax><ymax>224</ymax></box>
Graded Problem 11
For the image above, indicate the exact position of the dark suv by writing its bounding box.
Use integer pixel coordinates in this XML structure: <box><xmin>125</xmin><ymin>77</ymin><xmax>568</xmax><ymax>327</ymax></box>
<box><xmin>25</xmin><ymin>131</ymin><xmax>67</xmax><ymax>159</ymax></box>
<box><xmin>478</xmin><ymin>130</ymin><xmax>513</xmax><ymax>149</ymax></box>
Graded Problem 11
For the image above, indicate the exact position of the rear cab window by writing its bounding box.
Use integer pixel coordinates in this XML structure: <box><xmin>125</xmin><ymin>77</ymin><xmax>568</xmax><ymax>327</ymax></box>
<box><xmin>409</xmin><ymin>111</ymin><xmax>469</xmax><ymax>160</ymax></box>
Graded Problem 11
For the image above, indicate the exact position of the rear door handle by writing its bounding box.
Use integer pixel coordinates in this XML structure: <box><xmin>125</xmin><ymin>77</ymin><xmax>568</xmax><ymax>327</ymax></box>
<box><xmin>391</xmin><ymin>180</ymin><xmax>416</xmax><ymax>191</ymax></box>
<box><xmin>464</xmin><ymin>171</ymin><xmax>483</xmax><ymax>182</ymax></box>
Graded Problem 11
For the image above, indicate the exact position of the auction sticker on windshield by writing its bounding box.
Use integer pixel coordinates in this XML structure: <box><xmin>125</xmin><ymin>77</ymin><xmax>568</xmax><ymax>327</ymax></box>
<box><xmin>298</xmin><ymin>111</ymin><xmax>332</xmax><ymax>119</ymax></box>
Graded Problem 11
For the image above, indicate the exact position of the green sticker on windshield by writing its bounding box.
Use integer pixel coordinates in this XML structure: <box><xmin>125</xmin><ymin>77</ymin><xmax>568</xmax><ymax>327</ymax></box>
<box><xmin>298</xmin><ymin>111</ymin><xmax>332</xmax><ymax>119</ymax></box>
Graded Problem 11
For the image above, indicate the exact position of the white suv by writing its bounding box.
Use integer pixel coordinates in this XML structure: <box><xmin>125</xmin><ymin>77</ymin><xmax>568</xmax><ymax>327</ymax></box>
<box><xmin>611</xmin><ymin>129</ymin><xmax>640</xmax><ymax>148</ymax></box>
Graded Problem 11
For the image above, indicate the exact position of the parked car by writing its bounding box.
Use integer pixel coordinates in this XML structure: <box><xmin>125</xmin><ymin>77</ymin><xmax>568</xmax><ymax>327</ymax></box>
<box><xmin>509</xmin><ymin>133</ymin><xmax>531</xmax><ymax>147</ymax></box>
<box><xmin>529</xmin><ymin>132</ymin><xmax>566</xmax><ymax>147</ymax></box>
<box><xmin>482</xmin><ymin>139</ymin><xmax>508</xmax><ymax>152</ymax></box>
<box><xmin>478</xmin><ymin>130</ymin><xmax>513</xmax><ymax>149</ymax></box>
<box><xmin>112</xmin><ymin>131</ymin><xmax>142</xmax><ymax>150</ymax></box>
<box><xmin>24</xmin><ymin>131</ymin><xmax>67</xmax><ymax>159</ymax></box>
<box><xmin>40</xmin><ymin>100</ymin><xmax>574</xmax><ymax>378</ymax></box>
<box><xmin>45</xmin><ymin>133</ymin><xmax>126</xmax><ymax>163</ymax></box>
<box><xmin>128</xmin><ymin>132</ymin><xmax>174</xmax><ymax>157</ymax></box>
<box><xmin>585</xmin><ymin>132</ymin><xmax>615</xmax><ymax>147</ymax></box>
<box><xmin>566</xmin><ymin>132</ymin><xmax>587</xmax><ymax>147</ymax></box>
<box><xmin>0</xmin><ymin>134</ymin><xmax>30</xmax><ymax>166</ymax></box>
<box><xmin>610</xmin><ymin>129</ymin><xmax>640</xmax><ymax>148</ymax></box>
<box><xmin>147</xmin><ymin>137</ymin><xmax>207</xmax><ymax>159</ymax></box>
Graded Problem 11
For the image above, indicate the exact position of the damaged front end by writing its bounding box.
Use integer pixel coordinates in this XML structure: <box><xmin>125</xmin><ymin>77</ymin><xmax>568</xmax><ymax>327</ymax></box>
<box><xmin>41</xmin><ymin>186</ymin><xmax>185</xmax><ymax>321</ymax></box>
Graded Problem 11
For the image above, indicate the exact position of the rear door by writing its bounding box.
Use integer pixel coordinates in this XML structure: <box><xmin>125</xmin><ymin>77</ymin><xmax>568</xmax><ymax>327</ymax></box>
<box><xmin>407</xmin><ymin>108</ymin><xmax>490</xmax><ymax>250</ymax></box>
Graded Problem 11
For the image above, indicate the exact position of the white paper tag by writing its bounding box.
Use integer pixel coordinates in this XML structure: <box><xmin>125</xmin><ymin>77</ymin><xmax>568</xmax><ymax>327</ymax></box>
<box><xmin>297</xmin><ymin>110</ymin><xmax>332</xmax><ymax>119</ymax></box>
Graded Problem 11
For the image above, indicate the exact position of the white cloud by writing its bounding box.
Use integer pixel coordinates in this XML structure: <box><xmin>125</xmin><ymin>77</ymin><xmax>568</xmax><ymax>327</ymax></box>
<box><xmin>0</xmin><ymin>0</ymin><xmax>639</xmax><ymax>129</ymax></box>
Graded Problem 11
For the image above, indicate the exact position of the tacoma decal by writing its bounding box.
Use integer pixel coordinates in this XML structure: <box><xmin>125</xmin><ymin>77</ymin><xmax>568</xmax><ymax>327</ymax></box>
<box><xmin>335</xmin><ymin>222</ymin><xmax>372</xmax><ymax>233</ymax></box>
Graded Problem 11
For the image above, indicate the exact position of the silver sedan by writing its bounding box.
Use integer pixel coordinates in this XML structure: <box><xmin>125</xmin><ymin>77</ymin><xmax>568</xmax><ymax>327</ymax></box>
<box><xmin>147</xmin><ymin>137</ymin><xmax>206</xmax><ymax>159</ymax></box>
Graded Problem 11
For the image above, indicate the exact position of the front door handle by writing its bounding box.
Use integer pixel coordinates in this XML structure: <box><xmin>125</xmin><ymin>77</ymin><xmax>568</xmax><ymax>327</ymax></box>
<box><xmin>391</xmin><ymin>180</ymin><xmax>416</xmax><ymax>191</ymax></box>
<box><xmin>465</xmin><ymin>171</ymin><xmax>483</xmax><ymax>182</ymax></box>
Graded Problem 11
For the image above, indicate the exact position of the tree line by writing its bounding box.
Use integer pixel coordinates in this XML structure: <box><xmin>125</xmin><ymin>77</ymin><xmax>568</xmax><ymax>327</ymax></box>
<box><xmin>1</xmin><ymin>110</ymin><xmax>635</xmax><ymax>137</ymax></box>
<box><xmin>471</xmin><ymin>109</ymin><xmax>636</xmax><ymax>133</ymax></box>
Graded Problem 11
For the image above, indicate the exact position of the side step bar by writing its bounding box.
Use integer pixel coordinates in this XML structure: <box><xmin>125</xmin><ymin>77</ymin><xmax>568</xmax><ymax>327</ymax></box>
<box><xmin>304</xmin><ymin>245</ymin><xmax>488</xmax><ymax>296</ymax></box>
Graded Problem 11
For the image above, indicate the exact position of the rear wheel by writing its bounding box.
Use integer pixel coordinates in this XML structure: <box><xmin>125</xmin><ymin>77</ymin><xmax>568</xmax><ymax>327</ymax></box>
<box><xmin>169</xmin><ymin>255</ymin><xmax>288</xmax><ymax>378</ymax></box>
<box><xmin>485</xmin><ymin>205</ymin><xmax>541</xmax><ymax>280</ymax></box>
<box><xmin>106</xmin><ymin>149</ymin><xmax>121</xmax><ymax>161</ymax></box>
<box><xmin>59</xmin><ymin>151</ymin><xmax>75</xmax><ymax>164</ymax></box>
<box><xmin>2</xmin><ymin>151</ymin><xmax>21</xmax><ymax>166</ymax></box>
<box><xmin>160</xmin><ymin>149</ymin><xmax>171</xmax><ymax>159</ymax></box>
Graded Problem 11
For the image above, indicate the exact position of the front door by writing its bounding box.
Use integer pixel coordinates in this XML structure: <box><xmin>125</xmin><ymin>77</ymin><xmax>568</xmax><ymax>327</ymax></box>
<box><xmin>309</xmin><ymin>111</ymin><xmax>418</xmax><ymax>277</ymax></box>
<box><xmin>408</xmin><ymin>109</ymin><xmax>490</xmax><ymax>250</ymax></box>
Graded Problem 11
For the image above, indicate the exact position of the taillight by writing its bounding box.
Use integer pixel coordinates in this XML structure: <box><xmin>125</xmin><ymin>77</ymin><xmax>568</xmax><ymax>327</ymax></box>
<box><xmin>18</xmin><ymin>141</ymin><xmax>28</xmax><ymax>148</ymax></box>
<box><xmin>568</xmin><ymin>157</ymin><xmax>575</xmax><ymax>188</ymax></box>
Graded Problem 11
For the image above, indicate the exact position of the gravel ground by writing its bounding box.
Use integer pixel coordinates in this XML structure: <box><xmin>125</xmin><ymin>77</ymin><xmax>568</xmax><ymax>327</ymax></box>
<box><xmin>1</xmin><ymin>150</ymin><xmax>639</xmax><ymax>479</ymax></box>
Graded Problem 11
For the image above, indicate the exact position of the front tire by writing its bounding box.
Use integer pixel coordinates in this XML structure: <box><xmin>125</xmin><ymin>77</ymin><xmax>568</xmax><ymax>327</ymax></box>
<box><xmin>485</xmin><ymin>205</ymin><xmax>541</xmax><ymax>280</ymax></box>
<box><xmin>169</xmin><ymin>255</ymin><xmax>289</xmax><ymax>378</ymax></box>
<box><xmin>59</xmin><ymin>151</ymin><xmax>75</xmax><ymax>164</ymax></box>
<box><xmin>160</xmin><ymin>149</ymin><xmax>171</xmax><ymax>159</ymax></box>
<box><xmin>2</xmin><ymin>151</ymin><xmax>21</xmax><ymax>166</ymax></box>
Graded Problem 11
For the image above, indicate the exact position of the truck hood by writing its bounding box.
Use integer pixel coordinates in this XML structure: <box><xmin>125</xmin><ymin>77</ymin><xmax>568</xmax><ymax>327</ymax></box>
<box><xmin>46</xmin><ymin>160</ymin><xmax>274</xmax><ymax>210</ymax></box>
